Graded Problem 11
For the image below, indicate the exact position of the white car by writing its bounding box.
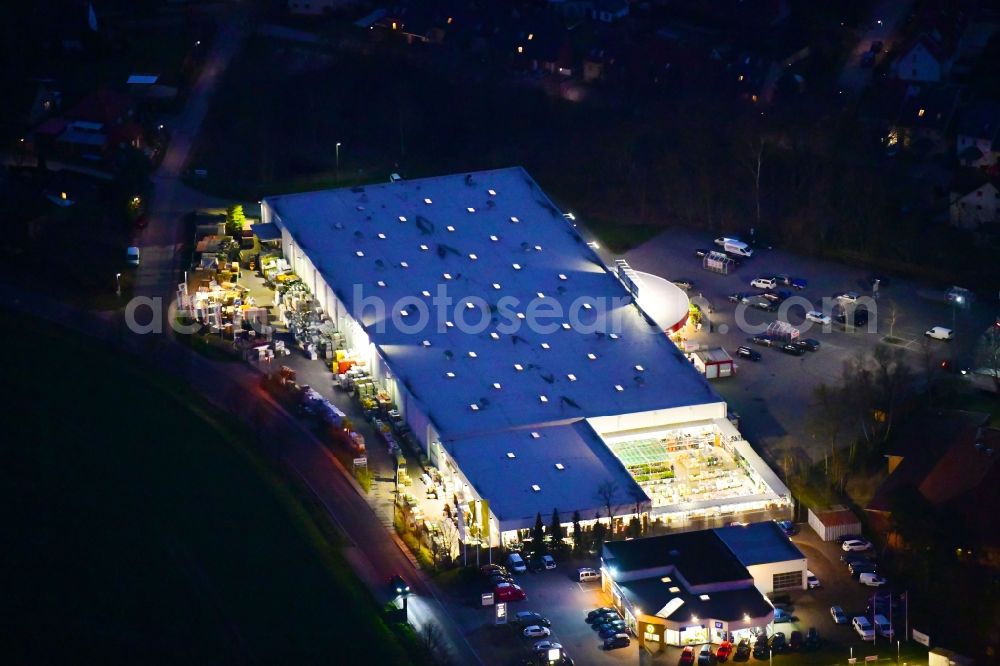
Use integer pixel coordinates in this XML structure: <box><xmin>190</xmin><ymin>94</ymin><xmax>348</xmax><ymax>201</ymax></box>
<box><xmin>836</xmin><ymin>291</ymin><xmax>859</xmax><ymax>303</ymax></box>
<box><xmin>859</xmin><ymin>573</ymin><xmax>888</xmax><ymax>587</ymax></box>
<box><xmin>853</xmin><ymin>616</ymin><xmax>875</xmax><ymax>640</ymax></box>
<box><xmin>750</xmin><ymin>277</ymin><xmax>777</xmax><ymax>289</ymax></box>
<box><xmin>807</xmin><ymin>571</ymin><xmax>821</xmax><ymax>589</ymax></box>
<box><xmin>841</xmin><ymin>538</ymin><xmax>873</xmax><ymax>552</ymax></box>
<box><xmin>830</xmin><ymin>606</ymin><xmax>848</xmax><ymax>624</ymax></box>
<box><xmin>873</xmin><ymin>614</ymin><xmax>894</xmax><ymax>638</ymax></box>
<box><xmin>523</xmin><ymin>625</ymin><xmax>551</xmax><ymax>638</ymax></box>
<box><xmin>541</xmin><ymin>554</ymin><xmax>556</xmax><ymax>570</ymax></box>
<box><xmin>533</xmin><ymin>640</ymin><xmax>563</xmax><ymax>653</ymax></box>
<box><xmin>805</xmin><ymin>310</ymin><xmax>831</xmax><ymax>325</ymax></box>
<box><xmin>925</xmin><ymin>326</ymin><xmax>954</xmax><ymax>341</ymax></box>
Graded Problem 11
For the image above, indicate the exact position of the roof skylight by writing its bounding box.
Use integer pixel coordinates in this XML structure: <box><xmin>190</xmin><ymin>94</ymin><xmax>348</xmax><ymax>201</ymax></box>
<box><xmin>635</xmin><ymin>364</ymin><xmax>645</xmax><ymax>372</ymax></box>
<box><xmin>514</xmin><ymin>364</ymin><xmax>524</xmax><ymax>371</ymax></box>
<box><xmin>467</xmin><ymin>207</ymin><xmax>476</xmax><ymax>213</ymax></box>
<box><xmin>398</xmin><ymin>216</ymin><xmax>407</xmax><ymax>222</ymax></box>
<box><xmin>539</xmin><ymin>395</ymin><xmax>548</xmax><ymax>403</ymax></box>
<box><xmin>587</xmin><ymin>353</ymin><xmax>598</xmax><ymax>360</ymax></box>
<box><xmin>510</xmin><ymin>216</ymin><xmax>519</xmax><ymax>223</ymax></box>
<box><xmin>468</xmin><ymin>351</ymin><xmax>478</xmax><ymax>358</ymax></box>
<box><xmin>531</xmin><ymin>484</ymin><xmax>541</xmax><ymax>492</ymax></box>
<box><xmin>699</xmin><ymin>594</ymin><xmax>711</xmax><ymax>601</ymax></box>
<box><xmin>421</xmin><ymin>290</ymin><xmax>431</xmax><ymax>297</ymax></box>
<box><xmin>492</xmin><ymin>283</ymin><xmax>501</xmax><ymax>290</ymax></box>
<box><xmin>615</xmin><ymin>385</ymin><xmax>625</xmax><ymax>392</ymax></box>
<box><xmin>488</xmin><ymin>189</ymin><xmax>497</xmax><ymax>196</ymax></box>
<box><xmin>540</xmin><ymin>343</ymin><xmax>551</xmax><ymax>350</ymax></box>
<box><xmin>507</xmin><ymin>452</ymin><xmax>516</xmax><ymax>459</ymax></box>
<box><xmin>355</xmin><ymin>251</ymin><xmax>365</xmax><ymax>257</ymax></box>
<box><xmin>400</xmin><ymin>261</ymin><xmax>409</xmax><ymax>268</ymax></box>
<box><xmin>490</xmin><ymin>235</ymin><xmax>499</xmax><ymax>242</ymax></box>
<box><xmin>493</xmin><ymin>382</ymin><xmax>502</xmax><ymax>389</ymax></box>
<box><xmin>567</xmin><ymin>374</ymin><xmax>577</xmax><ymax>381</ymax></box>
<box><xmin>512</xmin><ymin>263</ymin><xmax>522</xmax><ymax>270</ymax></box>
<box><xmin>377</xmin><ymin>232</ymin><xmax>387</xmax><ymax>239</ymax></box>
<box><xmin>561</xmin><ymin>323</ymin><xmax>572</xmax><ymax>330</ymax></box>
<box><xmin>443</xmin><ymin>273</ymin><xmax>453</xmax><ymax>280</ymax></box>
<box><xmin>377</xmin><ymin>280</ymin><xmax>386</xmax><ymax>287</ymax></box>
<box><xmin>422</xmin><ymin>340</ymin><xmax>431</xmax><ymax>347</ymax></box>
<box><xmin>469</xmin><ymin>253</ymin><xmax>478</xmax><ymax>260</ymax></box>
<box><xmin>424</xmin><ymin>198</ymin><xmax>432</xmax><ymax>204</ymax></box>
<box><xmin>446</xmin><ymin>372</ymin><xmax>456</xmax><ymax>378</ymax></box>
<box><xmin>558</xmin><ymin>273</ymin><xmax>567</xmax><ymax>280</ymax></box>
<box><xmin>554</xmin><ymin>463</ymin><xmax>565</xmax><ymax>471</ymax></box>
<box><xmin>490</xmin><ymin>332</ymin><xmax>500</xmax><ymax>340</ymax></box>
<box><xmin>470</xmin><ymin>403</ymin><xmax>479</xmax><ymax>411</ymax></box>
<box><xmin>446</xmin><ymin>225</ymin><xmax>456</xmax><ymax>232</ymax></box>
<box><xmin>420</xmin><ymin>244</ymin><xmax>429</xmax><ymax>251</ymax></box>
<box><xmin>530</xmin><ymin>432</ymin><xmax>541</xmax><ymax>439</ymax></box>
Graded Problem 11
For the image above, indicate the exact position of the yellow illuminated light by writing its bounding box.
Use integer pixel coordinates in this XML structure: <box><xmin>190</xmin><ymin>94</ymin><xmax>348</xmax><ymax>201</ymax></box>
<box><xmin>517</xmin><ymin>45</ymin><xmax>524</xmax><ymax>54</ymax></box>
<box><xmin>918</xmin><ymin>108</ymin><xmax>926</xmax><ymax>117</ymax></box>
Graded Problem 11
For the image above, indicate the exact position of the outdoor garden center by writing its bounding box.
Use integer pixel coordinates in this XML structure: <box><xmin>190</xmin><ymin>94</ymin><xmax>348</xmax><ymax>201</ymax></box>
<box><xmin>259</xmin><ymin>167</ymin><xmax>790</xmax><ymax>546</ymax></box>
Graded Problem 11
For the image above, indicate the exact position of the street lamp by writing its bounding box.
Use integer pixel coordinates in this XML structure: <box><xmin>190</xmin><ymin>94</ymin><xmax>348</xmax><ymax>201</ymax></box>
<box><xmin>335</xmin><ymin>142</ymin><xmax>342</xmax><ymax>182</ymax></box>
<box><xmin>116</xmin><ymin>272</ymin><xmax>122</xmax><ymax>297</ymax></box>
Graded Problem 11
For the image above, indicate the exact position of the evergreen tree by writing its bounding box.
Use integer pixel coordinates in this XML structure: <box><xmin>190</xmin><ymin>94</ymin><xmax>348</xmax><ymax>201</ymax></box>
<box><xmin>592</xmin><ymin>512</ymin><xmax>606</xmax><ymax>552</ymax></box>
<box><xmin>549</xmin><ymin>509</ymin><xmax>564</xmax><ymax>555</ymax></box>
<box><xmin>532</xmin><ymin>512</ymin><xmax>545</xmax><ymax>556</ymax></box>
<box><xmin>225</xmin><ymin>204</ymin><xmax>246</xmax><ymax>236</ymax></box>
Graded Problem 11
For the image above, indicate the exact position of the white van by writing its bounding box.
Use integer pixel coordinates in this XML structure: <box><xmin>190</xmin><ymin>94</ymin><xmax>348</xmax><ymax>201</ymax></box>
<box><xmin>873</xmin><ymin>614</ymin><xmax>894</xmax><ymax>638</ymax></box>
<box><xmin>724</xmin><ymin>239</ymin><xmax>753</xmax><ymax>257</ymax></box>
<box><xmin>506</xmin><ymin>552</ymin><xmax>527</xmax><ymax>573</ymax></box>
<box><xmin>925</xmin><ymin>326</ymin><xmax>954</xmax><ymax>341</ymax></box>
<box><xmin>576</xmin><ymin>567</ymin><xmax>601</xmax><ymax>582</ymax></box>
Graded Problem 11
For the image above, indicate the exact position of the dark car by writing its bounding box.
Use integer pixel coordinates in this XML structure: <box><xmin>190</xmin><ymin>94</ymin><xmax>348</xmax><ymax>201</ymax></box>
<box><xmin>769</xmin><ymin>633</ymin><xmax>787</xmax><ymax>653</ymax></box>
<box><xmin>789</xmin><ymin>631</ymin><xmax>802</xmax><ymax>651</ymax></box>
<box><xmin>516</xmin><ymin>611</ymin><xmax>551</xmax><ymax>627</ymax></box>
<box><xmin>729</xmin><ymin>292</ymin><xmax>751</xmax><ymax>303</ymax></box>
<box><xmin>481</xmin><ymin>564</ymin><xmax>508</xmax><ymax>576</ymax></box>
<box><xmin>776</xmin><ymin>520</ymin><xmax>797</xmax><ymax>536</ymax></box>
<box><xmin>598</xmin><ymin>624</ymin><xmax>625</xmax><ymax>639</ymax></box>
<box><xmin>699</xmin><ymin>644</ymin><xmax>716</xmax><ymax>665</ymax></box>
<box><xmin>803</xmin><ymin>628</ymin><xmax>820</xmax><ymax>651</ymax></box>
<box><xmin>841</xmin><ymin>552</ymin><xmax>872</xmax><ymax>565</ymax></box>
<box><xmin>794</xmin><ymin>338</ymin><xmax>820</xmax><ymax>352</ymax></box>
<box><xmin>528</xmin><ymin>558</ymin><xmax>546</xmax><ymax>573</ymax></box>
<box><xmin>849</xmin><ymin>562</ymin><xmax>878</xmax><ymax>577</ymax></box>
<box><xmin>749</xmin><ymin>335</ymin><xmax>773</xmax><ymax>347</ymax></box>
<box><xmin>734</xmin><ymin>640</ymin><xmax>751</xmax><ymax>661</ymax></box>
<box><xmin>780</xmin><ymin>342</ymin><xmax>804</xmax><ymax>356</ymax></box>
<box><xmin>695</xmin><ymin>248</ymin><xmax>710</xmax><ymax>258</ymax></box>
<box><xmin>586</xmin><ymin>607</ymin><xmax>616</xmax><ymax>622</ymax></box>
<box><xmin>834</xmin><ymin>309</ymin><xmax>869</xmax><ymax>327</ymax></box>
<box><xmin>604</xmin><ymin>634</ymin><xmax>630</xmax><ymax>650</ymax></box>
<box><xmin>752</xmin><ymin>639</ymin><xmax>770</xmax><ymax>660</ymax></box>
<box><xmin>590</xmin><ymin>614</ymin><xmax>620</xmax><ymax>630</ymax></box>
<box><xmin>490</xmin><ymin>572</ymin><xmax>514</xmax><ymax>584</ymax></box>
<box><xmin>791</xmin><ymin>277</ymin><xmax>808</xmax><ymax>290</ymax></box>
<box><xmin>749</xmin><ymin>298</ymin><xmax>778</xmax><ymax>312</ymax></box>
<box><xmin>736</xmin><ymin>346</ymin><xmax>762</xmax><ymax>362</ymax></box>
<box><xmin>388</xmin><ymin>574</ymin><xmax>409</xmax><ymax>595</ymax></box>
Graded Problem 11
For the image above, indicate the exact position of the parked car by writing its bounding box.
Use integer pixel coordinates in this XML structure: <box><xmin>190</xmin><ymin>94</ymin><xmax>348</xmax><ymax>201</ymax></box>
<box><xmin>680</xmin><ymin>646</ymin><xmax>696</xmax><ymax>664</ymax></box>
<box><xmin>772</xmin><ymin>274</ymin><xmax>807</xmax><ymax>289</ymax></box>
<box><xmin>673</xmin><ymin>278</ymin><xmax>695</xmax><ymax>291</ymax></box>
<box><xmin>598</xmin><ymin>623</ymin><xmax>626</xmax><ymax>639</ymax></box>
<box><xmin>604</xmin><ymin>634</ymin><xmax>630</xmax><ymax>650</ymax></box>
<box><xmin>523</xmin><ymin>625</ymin><xmax>551</xmax><ymax>638</ymax></box>
<box><xmin>695</xmin><ymin>248</ymin><xmax>710</xmax><ymax>258</ymax></box>
<box><xmin>517</xmin><ymin>611</ymin><xmax>551</xmax><ymax>627</ymax></box>
<box><xmin>576</xmin><ymin>567</ymin><xmax>600</xmax><ymax>582</ymax></box>
<box><xmin>780</xmin><ymin>342</ymin><xmax>804</xmax><ymax>356</ymax></box>
<box><xmin>859</xmin><ymin>573</ymin><xmax>888</xmax><ymax>587</ymax></box>
<box><xmin>481</xmin><ymin>564</ymin><xmax>508</xmax><ymax>576</ymax></box>
<box><xmin>795</xmin><ymin>338</ymin><xmax>821</xmax><ymax>352</ymax></box>
<box><xmin>805</xmin><ymin>310</ymin><xmax>830</xmax><ymax>325</ymax></box>
<box><xmin>749</xmin><ymin>298</ymin><xmax>778</xmax><ymax>312</ymax></box>
<box><xmin>541</xmin><ymin>554</ymin><xmax>556</xmax><ymax>570</ymax></box>
<box><xmin>840</xmin><ymin>551</ymin><xmax>871</xmax><ymax>564</ymax></box>
<box><xmin>761</xmin><ymin>291</ymin><xmax>783</xmax><ymax>302</ymax></box>
<box><xmin>749</xmin><ymin>335</ymin><xmax>774</xmax><ymax>347</ymax></box>
<box><xmin>528</xmin><ymin>558</ymin><xmax>546</xmax><ymax>573</ymax></box>
<box><xmin>853</xmin><ymin>616</ymin><xmax>875</xmax><ymax>641</ymax></box>
<box><xmin>806</xmin><ymin>571</ymin><xmax>820</xmax><ymax>589</ymax></box>
<box><xmin>751</xmin><ymin>277</ymin><xmax>777</xmax><ymax>289</ymax></box>
<box><xmin>804</xmin><ymin>628</ymin><xmax>820</xmax><ymax>650</ymax></box>
<box><xmin>716</xmin><ymin>641</ymin><xmax>734</xmax><ymax>662</ymax></box>
<box><xmin>835</xmin><ymin>308</ymin><xmax>870</xmax><ymax>327</ymax></box>
<box><xmin>836</xmin><ymin>291</ymin><xmax>860</xmax><ymax>303</ymax></box>
<box><xmin>494</xmin><ymin>582</ymin><xmax>526</xmax><ymax>601</ymax></box>
<box><xmin>388</xmin><ymin>574</ymin><xmax>410</xmax><ymax>595</ymax></box>
<box><xmin>789</xmin><ymin>631</ymin><xmax>802</xmax><ymax>651</ymax></box>
<box><xmin>736</xmin><ymin>346</ymin><xmax>762</xmax><ymax>362</ymax></box>
<box><xmin>752</xmin><ymin>639</ymin><xmax>771</xmax><ymax>659</ymax></box>
<box><xmin>773</xmin><ymin>608</ymin><xmax>793</xmax><ymax>623</ymax></box>
<box><xmin>849</xmin><ymin>562</ymin><xmax>878</xmax><ymax>577</ymax></box>
<box><xmin>770</xmin><ymin>632</ymin><xmax>787</xmax><ymax>653</ymax></box>
<box><xmin>842</xmin><ymin>538</ymin><xmax>873</xmax><ymax>552</ymax></box>
<box><xmin>925</xmin><ymin>326</ymin><xmax>954</xmax><ymax>341</ymax></box>
<box><xmin>729</xmin><ymin>292</ymin><xmax>751</xmax><ymax>303</ymax></box>
<box><xmin>489</xmin><ymin>572</ymin><xmax>514</xmax><ymax>584</ymax></box>
<box><xmin>507</xmin><ymin>552</ymin><xmax>528</xmax><ymax>573</ymax></box>
<box><xmin>586</xmin><ymin>607</ymin><xmax>616</xmax><ymax>623</ymax></box>
<box><xmin>534</xmin><ymin>640</ymin><xmax>563</xmax><ymax>654</ymax></box>
<box><xmin>589</xmin><ymin>613</ymin><xmax>619</xmax><ymax>629</ymax></box>
<box><xmin>734</xmin><ymin>640</ymin><xmax>751</xmax><ymax>661</ymax></box>
<box><xmin>837</xmin><ymin>533</ymin><xmax>864</xmax><ymax>543</ymax></box>
<box><xmin>776</xmin><ymin>520</ymin><xmax>797</xmax><ymax>536</ymax></box>
<box><xmin>126</xmin><ymin>246</ymin><xmax>141</xmax><ymax>266</ymax></box>
<box><xmin>791</xmin><ymin>277</ymin><xmax>808</xmax><ymax>290</ymax></box>
<box><xmin>873</xmin><ymin>614</ymin><xmax>894</xmax><ymax>638</ymax></box>
<box><xmin>830</xmin><ymin>606</ymin><xmax>848</xmax><ymax>624</ymax></box>
<box><xmin>699</xmin><ymin>644</ymin><xmax>716</xmax><ymax>664</ymax></box>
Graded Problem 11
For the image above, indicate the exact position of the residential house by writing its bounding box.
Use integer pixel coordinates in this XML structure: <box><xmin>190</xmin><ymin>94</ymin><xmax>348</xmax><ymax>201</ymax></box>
<box><xmin>591</xmin><ymin>0</ymin><xmax>629</xmax><ymax>24</ymax></box>
<box><xmin>956</xmin><ymin>100</ymin><xmax>1000</xmax><ymax>168</ymax></box>
<box><xmin>890</xmin><ymin>34</ymin><xmax>954</xmax><ymax>83</ymax></box>
<box><xmin>867</xmin><ymin>410</ymin><xmax>1000</xmax><ymax>566</ymax></box>
<box><xmin>950</xmin><ymin>2</ymin><xmax>1000</xmax><ymax>75</ymax></box>
<box><xmin>32</xmin><ymin>88</ymin><xmax>144</xmax><ymax>164</ymax></box>
<box><xmin>886</xmin><ymin>84</ymin><xmax>961</xmax><ymax>155</ymax></box>
<box><xmin>949</xmin><ymin>171</ymin><xmax>1000</xmax><ymax>229</ymax></box>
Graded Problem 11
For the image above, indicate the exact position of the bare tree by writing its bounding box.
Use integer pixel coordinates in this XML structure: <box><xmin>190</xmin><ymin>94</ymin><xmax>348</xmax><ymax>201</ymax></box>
<box><xmin>437</xmin><ymin>518</ymin><xmax>459</xmax><ymax>565</ymax></box>
<box><xmin>886</xmin><ymin>300</ymin><xmax>899</xmax><ymax>339</ymax></box>
<box><xmin>419</xmin><ymin>623</ymin><xmax>451</xmax><ymax>666</ymax></box>
<box><xmin>596</xmin><ymin>480</ymin><xmax>620</xmax><ymax>536</ymax></box>
<box><xmin>974</xmin><ymin>322</ymin><xmax>1000</xmax><ymax>394</ymax></box>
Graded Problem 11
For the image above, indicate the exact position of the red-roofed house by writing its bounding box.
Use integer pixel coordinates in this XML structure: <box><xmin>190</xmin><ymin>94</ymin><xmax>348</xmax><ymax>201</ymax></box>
<box><xmin>32</xmin><ymin>88</ymin><xmax>144</xmax><ymax>163</ymax></box>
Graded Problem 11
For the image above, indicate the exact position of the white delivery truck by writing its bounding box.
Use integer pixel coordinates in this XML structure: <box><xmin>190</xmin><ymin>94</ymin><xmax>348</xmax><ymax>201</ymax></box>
<box><xmin>723</xmin><ymin>239</ymin><xmax>753</xmax><ymax>257</ymax></box>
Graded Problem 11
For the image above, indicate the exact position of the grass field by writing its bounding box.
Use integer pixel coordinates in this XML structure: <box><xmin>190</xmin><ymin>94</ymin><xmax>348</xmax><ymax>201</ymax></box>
<box><xmin>0</xmin><ymin>311</ymin><xmax>416</xmax><ymax>664</ymax></box>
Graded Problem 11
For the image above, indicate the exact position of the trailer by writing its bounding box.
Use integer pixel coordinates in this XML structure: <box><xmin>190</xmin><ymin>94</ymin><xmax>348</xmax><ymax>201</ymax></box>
<box><xmin>702</xmin><ymin>251</ymin><xmax>735</xmax><ymax>275</ymax></box>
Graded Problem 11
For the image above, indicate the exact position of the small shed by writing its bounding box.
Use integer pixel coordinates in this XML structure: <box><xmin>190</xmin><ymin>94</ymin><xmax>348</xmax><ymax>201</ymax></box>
<box><xmin>691</xmin><ymin>347</ymin><xmax>734</xmax><ymax>379</ymax></box>
<box><xmin>808</xmin><ymin>505</ymin><xmax>861</xmax><ymax>541</ymax></box>
<box><xmin>703</xmin><ymin>250</ymin><xmax>734</xmax><ymax>274</ymax></box>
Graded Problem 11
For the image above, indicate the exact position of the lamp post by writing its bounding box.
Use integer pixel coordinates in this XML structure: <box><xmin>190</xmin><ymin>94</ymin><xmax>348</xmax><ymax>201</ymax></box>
<box><xmin>897</xmin><ymin>639</ymin><xmax>901</xmax><ymax>664</ymax></box>
<box><xmin>116</xmin><ymin>272</ymin><xmax>121</xmax><ymax>297</ymax></box>
<box><xmin>335</xmin><ymin>142</ymin><xmax>342</xmax><ymax>182</ymax></box>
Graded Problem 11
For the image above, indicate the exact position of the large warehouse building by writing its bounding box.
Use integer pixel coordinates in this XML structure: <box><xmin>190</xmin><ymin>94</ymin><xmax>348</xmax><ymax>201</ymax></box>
<box><xmin>261</xmin><ymin>167</ymin><xmax>789</xmax><ymax>544</ymax></box>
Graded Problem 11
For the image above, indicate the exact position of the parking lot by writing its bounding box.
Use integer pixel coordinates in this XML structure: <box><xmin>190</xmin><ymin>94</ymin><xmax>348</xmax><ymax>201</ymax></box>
<box><xmin>437</xmin><ymin>522</ymin><xmax>925</xmax><ymax>666</ymax></box>
<box><xmin>611</xmin><ymin>227</ymin><xmax>998</xmax><ymax>464</ymax></box>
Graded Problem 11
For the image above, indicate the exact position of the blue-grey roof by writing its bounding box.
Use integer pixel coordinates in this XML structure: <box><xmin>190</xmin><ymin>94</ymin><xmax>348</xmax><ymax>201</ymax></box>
<box><xmin>603</xmin><ymin>529</ymin><xmax>750</xmax><ymax>585</ymax></box>
<box><xmin>618</xmin><ymin>577</ymin><xmax>773</xmax><ymax>624</ymax></box>
<box><xmin>714</xmin><ymin>521</ymin><xmax>805</xmax><ymax>566</ymax></box>
<box><xmin>252</xmin><ymin>223</ymin><xmax>282</xmax><ymax>242</ymax></box>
